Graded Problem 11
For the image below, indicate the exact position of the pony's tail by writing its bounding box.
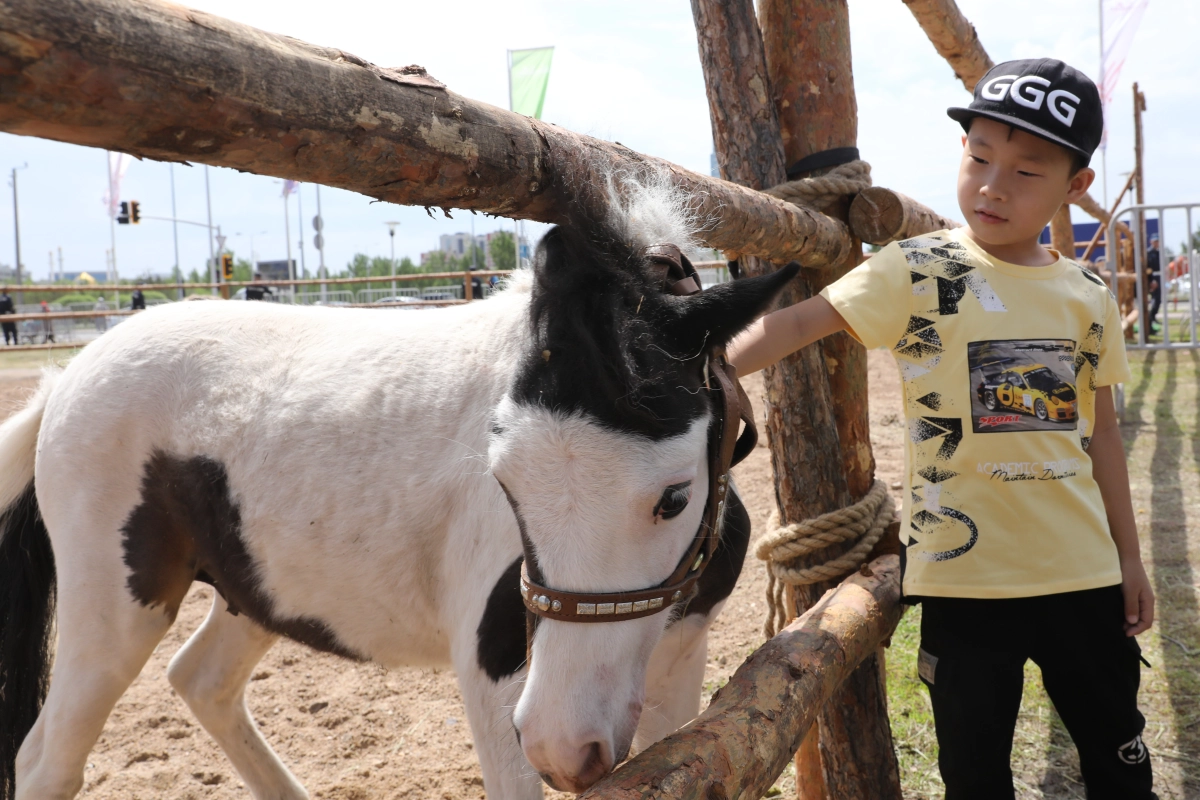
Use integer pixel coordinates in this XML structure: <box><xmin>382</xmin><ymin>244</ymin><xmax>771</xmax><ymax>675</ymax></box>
<box><xmin>0</xmin><ymin>373</ymin><xmax>58</xmax><ymax>800</ymax></box>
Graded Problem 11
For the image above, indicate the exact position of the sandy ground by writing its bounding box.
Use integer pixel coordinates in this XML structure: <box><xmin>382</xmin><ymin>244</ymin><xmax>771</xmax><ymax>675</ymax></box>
<box><xmin>0</xmin><ymin>351</ymin><xmax>905</xmax><ymax>799</ymax></box>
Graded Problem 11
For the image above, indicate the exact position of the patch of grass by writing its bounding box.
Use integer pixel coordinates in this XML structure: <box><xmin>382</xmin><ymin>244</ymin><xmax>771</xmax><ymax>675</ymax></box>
<box><xmin>0</xmin><ymin>347</ymin><xmax>82</xmax><ymax>372</ymax></box>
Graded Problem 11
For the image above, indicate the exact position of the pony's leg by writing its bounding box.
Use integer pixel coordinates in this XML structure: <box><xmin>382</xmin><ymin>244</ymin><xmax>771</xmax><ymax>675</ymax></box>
<box><xmin>455</xmin><ymin>655</ymin><xmax>543</xmax><ymax>800</ymax></box>
<box><xmin>15</xmin><ymin>568</ymin><xmax>179</xmax><ymax>799</ymax></box>
<box><xmin>167</xmin><ymin>593</ymin><xmax>307</xmax><ymax>800</ymax></box>
<box><xmin>631</xmin><ymin>605</ymin><xmax>722</xmax><ymax>753</ymax></box>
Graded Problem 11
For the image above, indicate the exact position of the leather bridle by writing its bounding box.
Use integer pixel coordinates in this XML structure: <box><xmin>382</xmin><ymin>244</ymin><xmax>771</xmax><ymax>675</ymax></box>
<box><xmin>516</xmin><ymin>244</ymin><xmax>758</xmax><ymax>624</ymax></box>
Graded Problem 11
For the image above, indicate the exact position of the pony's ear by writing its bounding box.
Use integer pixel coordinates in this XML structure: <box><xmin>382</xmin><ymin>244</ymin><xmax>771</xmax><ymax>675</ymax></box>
<box><xmin>665</xmin><ymin>262</ymin><xmax>801</xmax><ymax>351</ymax></box>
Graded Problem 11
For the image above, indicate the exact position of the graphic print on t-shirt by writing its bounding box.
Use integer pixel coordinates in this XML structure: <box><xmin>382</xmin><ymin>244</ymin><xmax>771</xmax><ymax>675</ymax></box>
<box><xmin>968</xmin><ymin>339</ymin><xmax>1079</xmax><ymax>434</ymax></box>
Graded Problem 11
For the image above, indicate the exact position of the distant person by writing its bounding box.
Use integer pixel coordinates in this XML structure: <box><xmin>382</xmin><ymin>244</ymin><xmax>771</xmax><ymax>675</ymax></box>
<box><xmin>130</xmin><ymin>288</ymin><xmax>146</xmax><ymax>310</ymax></box>
<box><xmin>40</xmin><ymin>300</ymin><xmax>55</xmax><ymax>343</ymax></box>
<box><xmin>0</xmin><ymin>287</ymin><xmax>15</xmax><ymax>346</ymax></box>
<box><xmin>1146</xmin><ymin>235</ymin><xmax>1161</xmax><ymax>332</ymax></box>
<box><xmin>245</xmin><ymin>273</ymin><xmax>273</xmax><ymax>301</ymax></box>
<box><xmin>1167</xmin><ymin>253</ymin><xmax>1188</xmax><ymax>281</ymax></box>
<box><xmin>94</xmin><ymin>296</ymin><xmax>108</xmax><ymax>332</ymax></box>
<box><xmin>488</xmin><ymin>275</ymin><xmax>501</xmax><ymax>290</ymax></box>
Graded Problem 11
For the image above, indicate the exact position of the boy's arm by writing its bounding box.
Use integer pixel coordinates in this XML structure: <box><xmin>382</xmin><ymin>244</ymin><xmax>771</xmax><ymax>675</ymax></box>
<box><xmin>728</xmin><ymin>295</ymin><xmax>849</xmax><ymax>375</ymax></box>
<box><xmin>1089</xmin><ymin>385</ymin><xmax>1154</xmax><ymax>636</ymax></box>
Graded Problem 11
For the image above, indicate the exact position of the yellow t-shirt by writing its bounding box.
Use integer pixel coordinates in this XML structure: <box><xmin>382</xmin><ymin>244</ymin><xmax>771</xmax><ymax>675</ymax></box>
<box><xmin>821</xmin><ymin>228</ymin><xmax>1132</xmax><ymax>599</ymax></box>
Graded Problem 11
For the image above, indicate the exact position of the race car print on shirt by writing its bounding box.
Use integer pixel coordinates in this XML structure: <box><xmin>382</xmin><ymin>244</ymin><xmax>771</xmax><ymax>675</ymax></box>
<box><xmin>968</xmin><ymin>340</ymin><xmax>1079</xmax><ymax>434</ymax></box>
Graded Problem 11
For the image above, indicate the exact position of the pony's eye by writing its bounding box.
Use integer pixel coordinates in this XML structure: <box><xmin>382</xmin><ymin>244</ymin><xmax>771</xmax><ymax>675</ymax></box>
<box><xmin>653</xmin><ymin>482</ymin><xmax>692</xmax><ymax>522</ymax></box>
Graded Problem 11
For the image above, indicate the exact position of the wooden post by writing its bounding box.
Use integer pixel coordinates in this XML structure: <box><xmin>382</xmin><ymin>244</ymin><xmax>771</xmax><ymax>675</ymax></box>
<box><xmin>1133</xmin><ymin>83</ymin><xmax>1147</xmax><ymax>207</ymax></box>
<box><xmin>690</xmin><ymin>0</ymin><xmax>901</xmax><ymax>797</ymax></box>
<box><xmin>1049</xmin><ymin>204</ymin><xmax>1075</xmax><ymax>258</ymax></box>
<box><xmin>757</xmin><ymin>2</ymin><xmax>901</xmax><ymax>797</ymax></box>
<box><xmin>1133</xmin><ymin>82</ymin><xmax>1148</xmax><ymax>327</ymax></box>
<box><xmin>463</xmin><ymin>271</ymin><xmax>473</xmax><ymax>302</ymax></box>
<box><xmin>689</xmin><ymin>0</ymin><xmax>849</xmax><ymax>528</ymax></box>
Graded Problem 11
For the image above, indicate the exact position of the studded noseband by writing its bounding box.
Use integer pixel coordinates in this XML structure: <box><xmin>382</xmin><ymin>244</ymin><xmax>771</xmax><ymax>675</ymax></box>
<box><xmin>516</xmin><ymin>244</ymin><xmax>757</xmax><ymax>623</ymax></box>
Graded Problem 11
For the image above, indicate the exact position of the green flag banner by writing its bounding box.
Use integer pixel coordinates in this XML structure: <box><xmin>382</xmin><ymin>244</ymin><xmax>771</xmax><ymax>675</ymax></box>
<box><xmin>509</xmin><ymin>47</ymin><xmax>554</xmax><ymax>119</ymax></box>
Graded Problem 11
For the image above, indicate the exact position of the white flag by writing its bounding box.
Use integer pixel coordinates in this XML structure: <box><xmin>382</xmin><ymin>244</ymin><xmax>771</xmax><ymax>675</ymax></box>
<box><xmin>103</xmin><ymin>151</ymin><xmax>132</xmax><ymax>218</ymax></box>
<box><xmin>1100</xmin><ymin>0</ymin><xmax>1150</xmax><ymax>146</ymax></box>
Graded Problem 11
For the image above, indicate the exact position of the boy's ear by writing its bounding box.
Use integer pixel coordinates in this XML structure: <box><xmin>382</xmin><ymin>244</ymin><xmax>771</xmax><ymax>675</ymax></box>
<box><xmin>1065</xmin><ymin>167</ymin><xmax>1096</xmax><ymax>203</ymax></box>
<box><xmin>664</xmin><ymin>262</ymin><xmax>801</xmax><ymax>351</ymax></box>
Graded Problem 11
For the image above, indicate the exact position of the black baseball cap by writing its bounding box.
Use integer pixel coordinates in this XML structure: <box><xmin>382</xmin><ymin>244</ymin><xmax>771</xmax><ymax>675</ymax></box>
<box><xmin>948</xmin><ymin>59</ymin><xmax>1103</xmax><ymax>166</ymax></box>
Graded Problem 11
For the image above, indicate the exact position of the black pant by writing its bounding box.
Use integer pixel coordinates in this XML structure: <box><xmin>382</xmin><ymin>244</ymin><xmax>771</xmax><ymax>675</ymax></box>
<box><xmin>1</xmin><ymin>322</ymin><xmax>15</xmax><ymax>345</ymax></box>
<box><xmin>1147</xmin><ymin>277</ymin><xmax>1162</xmax><ymax>326</ymax></box>
<box><xmin>919</xmin><ymin>585</ymin><xmax>1155</xmax><ymax>800</ymax></box>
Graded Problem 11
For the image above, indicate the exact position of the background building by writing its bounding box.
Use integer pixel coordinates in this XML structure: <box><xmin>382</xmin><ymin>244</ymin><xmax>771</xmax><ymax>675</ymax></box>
<box><xmin>422</xmin><ymin>230</ymin><xmax>531</xmax><ymax>269</ymax></box>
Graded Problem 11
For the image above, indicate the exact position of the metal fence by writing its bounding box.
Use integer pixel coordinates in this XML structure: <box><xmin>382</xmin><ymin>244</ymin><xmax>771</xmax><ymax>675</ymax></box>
<box><xmin>1106</xmin><ymin>202</ymin><xmax>1199</xmax><ymax>419</ymax></box>
<box><xmin>1108</xmin><ymin>203</ymin><xmax>1199</xmax><ymax>351</ymax></box>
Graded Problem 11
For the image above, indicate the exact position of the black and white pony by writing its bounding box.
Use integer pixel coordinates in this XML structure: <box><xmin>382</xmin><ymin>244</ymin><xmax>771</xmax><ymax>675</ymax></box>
<box><xmin>0</xmin><ymin>177</ymin><xmax>797</xmax><ymax>799</ymax></box>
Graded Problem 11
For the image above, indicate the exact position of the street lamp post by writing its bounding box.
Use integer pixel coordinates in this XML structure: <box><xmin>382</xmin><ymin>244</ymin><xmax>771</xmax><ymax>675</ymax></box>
<box><xmin>9</xmin><ymin>163</ymin><xmax>28</xmax><ymax>303</ymax></box>
<box><xmin>205</xmin><ymin>165</ymin><xmax>217</xmax><ymax>295</ymax></box>
<box><xmin>235</xmin><ymin>230</ymin><xmax>268</xmax><ymax>270</ymax></box>
<box><xmin>385</xmin><ymin>221</ymin><xmax>401</xmax><ymax>297</ymax></box>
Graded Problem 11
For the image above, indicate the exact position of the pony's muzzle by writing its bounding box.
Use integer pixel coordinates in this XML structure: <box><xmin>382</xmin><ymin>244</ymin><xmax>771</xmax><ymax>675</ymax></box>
<box><xmin>534</xmin><ymin>740</ymin><xmax>613</xmax><ymax>793</ymax></box>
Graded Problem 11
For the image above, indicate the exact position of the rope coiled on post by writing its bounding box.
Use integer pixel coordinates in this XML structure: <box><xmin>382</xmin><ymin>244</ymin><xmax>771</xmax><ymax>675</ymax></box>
<box><xmin>755</xmin><ymin>479</ymin><xmax>895</xmax><ymax>638</ymax></box>
<box><xmin>763</xmin><ymin>160</ymin><xmax>872</xmax><ymax>214</ymax></box>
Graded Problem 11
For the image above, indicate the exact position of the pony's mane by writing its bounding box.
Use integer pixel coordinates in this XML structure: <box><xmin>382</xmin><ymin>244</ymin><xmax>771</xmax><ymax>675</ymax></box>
<box><xmin>600</xmin><ymin>169</ymin><xmax>707</xmax><ymax>255</ymax></box>
<box><xmin>514</xmin><ymin>171</ymin><xmax>712</xmax><ymax>440</ymax></box>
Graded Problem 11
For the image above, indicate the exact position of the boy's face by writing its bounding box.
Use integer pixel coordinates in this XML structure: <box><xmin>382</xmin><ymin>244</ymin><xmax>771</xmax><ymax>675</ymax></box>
<box><xmin>956</xmin><ymin>117</ymin><xmax>1095</xmax><ymax>252</ymax></box>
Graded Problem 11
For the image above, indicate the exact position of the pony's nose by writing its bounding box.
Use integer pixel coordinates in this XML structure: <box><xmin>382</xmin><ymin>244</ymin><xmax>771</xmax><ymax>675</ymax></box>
<box><xmin>532</xmin><ymin>739</ymin><xmax>613</xmax><ymax>793</ymax></box>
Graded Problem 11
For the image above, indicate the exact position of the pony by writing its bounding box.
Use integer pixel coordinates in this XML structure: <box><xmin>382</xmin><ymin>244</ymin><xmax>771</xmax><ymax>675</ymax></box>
<box><xmin>0</xmin><ymin>176</ymin><xmax>797</xmax><ymax>799</ymax></box>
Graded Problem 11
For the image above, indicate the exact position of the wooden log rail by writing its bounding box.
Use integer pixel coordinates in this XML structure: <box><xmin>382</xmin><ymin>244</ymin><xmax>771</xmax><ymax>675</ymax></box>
<box><xmin>1</xmin><ymin>0</ymin><xmax>850</xmax><ymax>269</ymax></box>
<box><xmin>582</xmin><ymin>556</ymin><xmax>903</xmax><ymax>799</ymax></box>
<box><xmin>0</xmin><ymin>0</ymin><xmax>957</xmax><ymax>271</ymax></box>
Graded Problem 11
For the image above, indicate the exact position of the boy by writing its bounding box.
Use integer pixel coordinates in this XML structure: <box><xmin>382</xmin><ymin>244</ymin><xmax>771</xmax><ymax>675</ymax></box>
<box><xmin>730</xmin><ymin>59</ymin><xmax>1156</xmax><ymax>799</ymax></box>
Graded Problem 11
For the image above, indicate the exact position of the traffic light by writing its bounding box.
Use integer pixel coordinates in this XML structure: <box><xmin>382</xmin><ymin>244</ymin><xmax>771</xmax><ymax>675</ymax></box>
<box><xmin>130</xmin><ymin>201</ymin><xmax>141</xmax><ymax>224</ymax></box>
<box><xmin>221</xmin><ymin>254</ymin><xmax>234</xmax><ymax>281</ymax></box>
<box><xmin>117</xmin><ymin>202</ymin><xmax>130</xmax><ymax>224</ymax></box>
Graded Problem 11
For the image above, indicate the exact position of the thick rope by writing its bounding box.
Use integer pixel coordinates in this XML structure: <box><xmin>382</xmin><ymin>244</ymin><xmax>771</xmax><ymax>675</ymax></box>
<box><xmin>756</xmin><ymin>479</ymin><xmax>895</xmax><ymax>638</ymax></box>
<box><xmin>763</xmin><ymin>160</ymin><xmax>872</xmax><ymax>214</ymax></box>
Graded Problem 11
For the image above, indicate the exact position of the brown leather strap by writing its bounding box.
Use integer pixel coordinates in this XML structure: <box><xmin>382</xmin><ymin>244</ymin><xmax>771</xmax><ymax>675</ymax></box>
<box><xmin>519</xmin><ymin>350</ymin><xmax>755</xmax><ymax>622</ymax></box>
<box><xmin>643</xmin><ymin>243</ymin><xmax>702</xmax><ymax>296</ymax></box>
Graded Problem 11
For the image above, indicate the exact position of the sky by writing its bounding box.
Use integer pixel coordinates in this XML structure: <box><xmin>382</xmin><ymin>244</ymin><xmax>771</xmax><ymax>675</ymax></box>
<box><xmin>2</xmin><ymin>0</ymin><xmax>1197</xmax><ymax>282</ymax></box>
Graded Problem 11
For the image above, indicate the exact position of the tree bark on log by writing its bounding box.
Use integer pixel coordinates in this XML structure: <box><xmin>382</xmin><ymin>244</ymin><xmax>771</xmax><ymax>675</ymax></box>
<box><xmin>849</xmin><ymin>187</ymin><xmax>962</xmax><ymax>245</ymax></box>
<box><xmin>580</xmin><ymin>557</ymin><xmax>903</xmax><ymax>800</ymax></box>
<box><xmin>1050</xmin><ymin>203</ymin><xmax>1076</xmax><ymax>258</ymax></box>
<box><xmin>901</xmin><ymin>0</ymin><xmax>994</xmax><ymax>91</ymax></box>
<box><xmin>758</xmin><ymin>2</ymin><xmax>902</xmax><ymax>798</ymax></box>
<box><xmin>0</xmin><ymin>0</ymin><xmax>858</xmax><ymax>269</ymax></box>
